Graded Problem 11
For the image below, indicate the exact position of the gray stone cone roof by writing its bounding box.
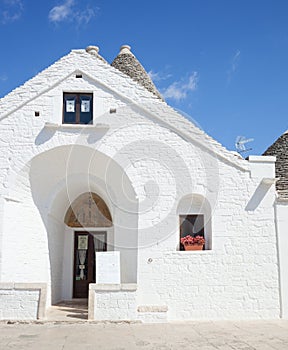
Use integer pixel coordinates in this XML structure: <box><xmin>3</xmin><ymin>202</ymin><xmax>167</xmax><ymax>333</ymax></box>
<box><xmin>111</xmin><ymin>46</ymin><xmax>163</xmax><ymax>100</ymax></box>
<box><xmin>263</xmin><ymin>131</ymin><xmax>288</xmax><ymax>199</ymax></box>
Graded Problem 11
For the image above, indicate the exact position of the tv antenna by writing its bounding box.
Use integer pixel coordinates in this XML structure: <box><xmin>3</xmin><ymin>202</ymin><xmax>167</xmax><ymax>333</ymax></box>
<box><xmin>235</xmin><ymin>136</ymin><xmax>254</xmax><ymax>154</ymax></box>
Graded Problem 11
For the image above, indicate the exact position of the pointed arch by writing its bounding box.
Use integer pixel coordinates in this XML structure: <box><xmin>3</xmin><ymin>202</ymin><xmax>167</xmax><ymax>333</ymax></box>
<box><xmin>64</xmin><ymin>192</ymin><xmax>112</xmax><ymax>228</ymax></box>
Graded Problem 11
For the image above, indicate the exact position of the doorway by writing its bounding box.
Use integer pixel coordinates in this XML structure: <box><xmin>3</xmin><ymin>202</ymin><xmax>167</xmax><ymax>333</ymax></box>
<box><xmin>73</xmin><ymin>231</ymin><xmax>107</xmax><ymax>298</ymax></box>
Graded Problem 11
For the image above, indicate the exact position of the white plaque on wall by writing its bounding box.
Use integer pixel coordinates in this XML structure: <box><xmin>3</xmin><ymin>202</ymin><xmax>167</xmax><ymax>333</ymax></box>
<box><xmin>96</xmin><ymin>251</ymin><xmax>120</xmax><ymax>284</ymax></box>
<box><xmin>66</xmin><ymin>100</ymin><xmax>75</xmax><ymax>112</ymax></box>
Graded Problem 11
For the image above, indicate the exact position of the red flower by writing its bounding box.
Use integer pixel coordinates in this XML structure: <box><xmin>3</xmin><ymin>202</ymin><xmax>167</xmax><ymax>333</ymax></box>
<box><xmin>181</xmin><ymin>235</ymin><xmax>205</xmax><ymax>246</ymax></box>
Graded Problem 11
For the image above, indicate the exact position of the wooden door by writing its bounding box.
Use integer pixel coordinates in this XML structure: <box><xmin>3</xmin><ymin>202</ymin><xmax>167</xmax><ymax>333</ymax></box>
<box><xmin>73</xmin><ymin>231</ymin><xmax>106</xmax><ymax>298</ymax></box>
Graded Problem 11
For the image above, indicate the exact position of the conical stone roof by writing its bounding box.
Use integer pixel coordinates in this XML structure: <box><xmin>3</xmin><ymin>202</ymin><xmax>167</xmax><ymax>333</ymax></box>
<box><xmin>111</xmin><ymin>45</ymin><xmax>162</xmax><ymax>100</ymax></box>
<box><xmin>263</xmin><ymin>130</ymin><xmax>288</xmax><ymax>199</ymax></box>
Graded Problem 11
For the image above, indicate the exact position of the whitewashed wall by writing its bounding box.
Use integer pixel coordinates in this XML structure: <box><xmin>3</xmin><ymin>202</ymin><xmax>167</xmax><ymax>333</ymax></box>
<box><xmin>89</xmin><ymin>284</ymin><xmax>137</xmax><ymax>321</ymax></box>
<box><xmin>0</xmin><ymin>49</ymin><xmax>281</xmax><ymax>320</ymax></box>
<box><xmin>0</xmin><ymin>289</ymin><xmax>39</xmax><ymax>320</ymax></box>
<box><xmin>0</xmin><ymin>283</ymin><xmax>46</xmax><ymax>320</ymax></box>
<box><xmin>275</xmin><ymin>200</ymin><xmax>288</xmax><ymax>319</ymax></box>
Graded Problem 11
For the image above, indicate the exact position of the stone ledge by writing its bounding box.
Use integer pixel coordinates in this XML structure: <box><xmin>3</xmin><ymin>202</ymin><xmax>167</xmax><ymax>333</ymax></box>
<box><xmin>121</xmin><ymin>284</ymin><xmax>137</xmax><ymax>291</ymax></box>
<box><xmin>89</xmin><ymin>283</ymin><xmax>137</xmax><ymax>292</ymax></box>
<box><xmin>167</xmin><ymin>250</ymin><xmax>214</xmax><ymax>257</ymax></box>
<box><xmin>0</xmin><ymin>283</ymin><xmax>14</xmax><ymax>290</ymax></box>
<box><xmin>262</xmin><ymin>177</ymin><xmax>278</xmax><ymax>185</ymax></box>
<box><xmin>248</xmin><ymin>155</ymin><xmax>276</xmax><ymax>163</ymax></box>
<box><xmin>44</xmin><ymin>122</ymin><xmax>109</xmax><ymax>129</ymax></box>
<box><xmin>137</xmin><ymin>305</ymin><xmax>168</xmax><ymax>313</ymax></box>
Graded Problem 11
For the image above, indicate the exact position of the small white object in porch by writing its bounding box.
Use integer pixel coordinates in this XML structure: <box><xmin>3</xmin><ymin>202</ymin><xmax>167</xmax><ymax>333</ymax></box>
<box><xmin>96</xmin><ymin>251</ymin><xmax>120</xmax><ymax>284</ymax></box>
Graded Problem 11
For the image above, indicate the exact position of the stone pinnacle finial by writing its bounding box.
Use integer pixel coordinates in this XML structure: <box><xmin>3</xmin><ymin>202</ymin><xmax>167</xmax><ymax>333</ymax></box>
<box><xmin>85</xmin><ymin>46</ymin><xmax>100</xmax><ymax>56</ymax></box>
<box><xmin>119</xmin><ymin>45</ymin><xmax>132</xmax><ymax>55</ymax></box>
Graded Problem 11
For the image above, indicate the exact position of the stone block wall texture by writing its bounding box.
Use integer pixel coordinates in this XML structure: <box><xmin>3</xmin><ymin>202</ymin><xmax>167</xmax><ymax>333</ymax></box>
<box><xmin>91</xmin><ymin>286</ymin><xmax>168</xmax><ymax>323</ymax></box>
<box><xmin>0</xmin><ymin>289</ymin><xmax>40</xmax><ymax>320</ymax></box>
<box><xmin>93</xmin><ymin>289</ymin><xmax>137</xmax><ymax>321</ymax></box>
<box><xmin>0</xmin><ymin>49</ymin><xmax>281</xmax><ymax>320</ymax></box>
<box><xmin>275</xmin><ymin>201</ymin><xmax>288</xmax><ymax>319</ymax></box>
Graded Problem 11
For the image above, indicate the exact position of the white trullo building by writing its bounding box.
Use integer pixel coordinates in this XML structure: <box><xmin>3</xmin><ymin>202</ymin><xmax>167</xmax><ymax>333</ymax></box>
<box><xmin>0</xmin><ymin>45</ymin><xmax>285</xmax><ymax>322</ymax></box>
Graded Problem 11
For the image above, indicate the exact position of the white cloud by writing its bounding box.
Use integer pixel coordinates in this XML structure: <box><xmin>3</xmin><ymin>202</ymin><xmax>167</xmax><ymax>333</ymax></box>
<box><xmin>162</xmin><ymin>72</ymin><xmax>198</xmax><ymax>101</ymax></box>
<box><xmin>232</xmin><ymin>50</ymin><xmax>241</xmax><ymax>70</ymax></box>
<box><xmin>75</xmin><ymin>6</ymin><xmax>95</xmax><ymax>25</ymax></box>
<box><xmin>0</xmin><ymin>74</ymin><xmax>8</xmax><ymax>81</ymax></box>
<box><xmin>0</xmin><ymin>0</ymin><xmax>23</xmax><ymax>24</ymax></box>
<box><xmin>4</xmin><ymin>0</ymin><xmax>22</xmax><ymax>5</ymax></box>
<box><xmin>48</xmin><ymin>0</ymin><xmax>98</xmax><ymax>25</ymax></box>
<box><xmin>227</xmin><ymin>50</ymin><xmax>241</xmax><ymax>84</ymax></box>
<box><xmin>48</xmin><ymin>0</ymin><xmax>74</xmax><ymax>22</ymax></box>
<box><xmin>148</xmin><ymin>70</ymin><xmax>172</xmax><ymax>82</ymax></box>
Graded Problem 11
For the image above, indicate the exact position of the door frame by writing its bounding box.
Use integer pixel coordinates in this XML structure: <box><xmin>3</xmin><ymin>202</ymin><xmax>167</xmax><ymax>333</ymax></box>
<box><xmin>72</xmin><ymin>230</ymin><xmax>107</xmax><ymax>298</ymax></box>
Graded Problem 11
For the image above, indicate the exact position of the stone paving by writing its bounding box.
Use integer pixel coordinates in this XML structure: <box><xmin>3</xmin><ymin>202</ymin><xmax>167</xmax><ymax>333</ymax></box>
<box><xmin>0</xmin><ymin>320</ymin><xmax>288</xmax><ymax>349</ymax></box>
<box><xmin>45</xmin><ymin>300</ymin><xmax>88</xmax><ymax>321</ymax></box>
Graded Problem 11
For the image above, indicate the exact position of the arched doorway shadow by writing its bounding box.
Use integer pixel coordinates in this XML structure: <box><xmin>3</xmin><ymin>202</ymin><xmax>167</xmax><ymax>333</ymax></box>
<box><xmin>29</xmin><ymin>145</ymin><xmax>138</xmax><ymax>305</ymax></box>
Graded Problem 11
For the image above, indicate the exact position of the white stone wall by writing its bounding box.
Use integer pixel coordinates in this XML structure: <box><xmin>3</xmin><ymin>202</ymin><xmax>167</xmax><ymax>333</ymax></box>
<box><xmin>0</xmin><ymin>283</ymin><xmax>46</xmax><ymax>320</ymax></box>
<box><xmin>275</xmin><ymin>200</ymin><xmax>288</xmax><ymax>319</ymax></box>
<box><xmin>89</xmin><ymin>284</ymin><xmax>168</xmax><ymax>323</ymax></box>
<box><xmin>0</xmin><ymin>49</ymin><xmax>281</xmax><ymax>320</ymax></box>
<box><xmin>136</xmin><ymin>158</ymin><xmax>280</xmax><ymax>320</ymax></box>
<box><xmin>0</xmin><ymin>290</ymin><xmax>39</xmax><ymax>320</ymax></box>
<box><xmin>90</xmin><ymin>284</ymin><xmax>137</xmax><ymax>321</ymax></box>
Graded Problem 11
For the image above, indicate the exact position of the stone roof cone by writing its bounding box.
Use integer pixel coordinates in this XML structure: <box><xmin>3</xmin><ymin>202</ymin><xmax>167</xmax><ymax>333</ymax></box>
<box><xmin>111</xmin><ymin>45</ymin><xmax>163</xmax><ymax>100</ymax></box>
<box><xmin>263</xmin><ymin>131</ymin><xmax>288</xmax><ymax>198</ymax></box>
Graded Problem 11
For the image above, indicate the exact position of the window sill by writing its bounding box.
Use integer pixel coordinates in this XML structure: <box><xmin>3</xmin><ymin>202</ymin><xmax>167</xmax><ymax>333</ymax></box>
<box><xmin>44</xmin><ymin>122</ymin><xmax>109</xmax><ymax>130</ymax></box>
<box><xmin>172</xmin><ymin>250</ymin><xmax>212</xmax><ymax>255</ymax></box>
<box><xmin>178</xmin><ymin>250</ymin><xmax>211</xmax><ymax>253</ymax></box>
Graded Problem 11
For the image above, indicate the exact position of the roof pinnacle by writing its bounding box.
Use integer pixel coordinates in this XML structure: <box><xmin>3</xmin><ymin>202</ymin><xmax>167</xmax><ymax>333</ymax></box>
<box><xmin>85</xmin><ymin>46</ymin><xmax>100</xmax><ymax>55</ymax></box>
<box><xmin>119</xmin><ymin>45</ymin><xmax>132</xmax><ymax>55</ymax></box>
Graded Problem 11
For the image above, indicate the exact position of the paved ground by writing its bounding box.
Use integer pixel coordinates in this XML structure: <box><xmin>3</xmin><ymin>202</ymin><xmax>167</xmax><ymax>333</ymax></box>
<box><xmin>45</xmin><ymin>300</ymin><xmax>88</xmax><ymax>321</ymax></box>
<box><xmin>0</xmin><ymin>320</ymin><xmax>288</xmax><ymax>349</ymax></box>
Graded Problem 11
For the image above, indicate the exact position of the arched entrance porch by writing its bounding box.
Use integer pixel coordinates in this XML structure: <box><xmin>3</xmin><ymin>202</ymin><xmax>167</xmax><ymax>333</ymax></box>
<box><xmin>28</xmin><ymin>145</ymin><xmax>138</xmax><ymax>306</ymax></box>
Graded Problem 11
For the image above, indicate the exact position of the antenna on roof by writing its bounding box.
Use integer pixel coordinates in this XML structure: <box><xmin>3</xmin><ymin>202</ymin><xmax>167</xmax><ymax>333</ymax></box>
<box><xmin>235</xmin><ymin>136</ymin><xmax>254</xmax><ymax>154</ymax></box>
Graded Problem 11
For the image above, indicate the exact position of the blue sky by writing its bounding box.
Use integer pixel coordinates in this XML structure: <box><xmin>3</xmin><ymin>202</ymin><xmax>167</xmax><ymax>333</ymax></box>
<box><xmin>1</xmin><ymin>0</ymin><xmax>288</xmax><ymax>155</ymax></box>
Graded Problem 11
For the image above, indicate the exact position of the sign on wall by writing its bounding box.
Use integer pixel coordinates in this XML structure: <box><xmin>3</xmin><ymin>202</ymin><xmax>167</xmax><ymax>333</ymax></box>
<box><xmin>96</xmin><ymin>251</ymin><xmax>120</xmax><ymax>284</ymax></box>
<box><xmin>78</xmin><ymin>235</ymin><xmax>88</xmax><ymax>250</ymax></box>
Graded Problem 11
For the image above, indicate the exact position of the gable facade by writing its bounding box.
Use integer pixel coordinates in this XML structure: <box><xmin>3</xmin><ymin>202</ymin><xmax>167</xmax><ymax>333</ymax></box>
<box><xmin>0</xmin><ymin>46</ymin><xmax>282</xmax><ymax>322</ymax></box>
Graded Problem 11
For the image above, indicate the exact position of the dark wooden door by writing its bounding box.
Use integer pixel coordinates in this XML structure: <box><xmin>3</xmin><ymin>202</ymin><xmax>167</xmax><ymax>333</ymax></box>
<box><xmin>73</xmin><ymin>231</ymin><xmax>106</xmax><ymax>298</ymax></box>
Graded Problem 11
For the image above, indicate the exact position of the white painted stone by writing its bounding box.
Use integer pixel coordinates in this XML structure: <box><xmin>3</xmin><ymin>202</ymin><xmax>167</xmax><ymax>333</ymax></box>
<box><xmin>0</xmin><ymin>48</ymin><xmax>283</xmax><ymax>322</ymax></box>
<box><xmin>0</xmin><ymin>290</ymin><xmax>39</xmax><ymax>320</ymax></box>
<box><xmin>275</xmin><ymin>200</ymin><xmax>288</xmax><ymax>319</ymax></box>
<box><xmin>96</xmin><ymin>251</ymin><xmax>120</xmax><ymax>284</ymax></box>
<box><xmin>90</xmin><ymin>284</ymin><xmax>137</xmax><ymax>321</ymax></box>
<box><xmin>248</xmin><ymin>155</ymin><xmax>276</xmax><ymax>179</ymax></box>
<box><xmin>0</xmin><ymin>283</ymin><xmax>46</xmax><ymax>320</ymax></box>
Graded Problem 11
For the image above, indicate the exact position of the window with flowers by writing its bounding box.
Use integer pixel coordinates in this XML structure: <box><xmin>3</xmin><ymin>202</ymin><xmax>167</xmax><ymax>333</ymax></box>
<box><xmin>179</xmin><ymin>214</ymin><xmax>205</xmax><ymax>251</ymax></box>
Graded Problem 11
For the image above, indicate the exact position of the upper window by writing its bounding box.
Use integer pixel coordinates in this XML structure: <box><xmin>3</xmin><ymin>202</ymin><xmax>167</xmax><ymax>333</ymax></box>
<box><xmin>63</xmin><ymin>93</ymin><xmax>93</xmax><ymax>124</ymax></box>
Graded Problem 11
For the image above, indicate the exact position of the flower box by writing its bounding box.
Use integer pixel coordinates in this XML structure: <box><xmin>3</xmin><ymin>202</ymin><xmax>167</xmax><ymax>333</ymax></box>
<box><xmin>180</xmin><ymin>235</ymin><xmax>205</xmax><ymax>251</ymax></box>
